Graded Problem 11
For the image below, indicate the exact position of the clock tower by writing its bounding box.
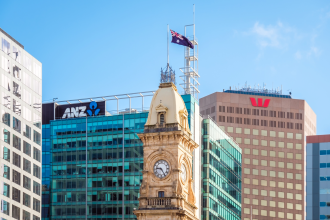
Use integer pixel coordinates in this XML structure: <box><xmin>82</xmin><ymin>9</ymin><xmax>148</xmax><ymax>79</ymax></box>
<box><xmin>133</xmin><ymin>82</ymin><xmax>199</xmax><ymax>220</ymax></box>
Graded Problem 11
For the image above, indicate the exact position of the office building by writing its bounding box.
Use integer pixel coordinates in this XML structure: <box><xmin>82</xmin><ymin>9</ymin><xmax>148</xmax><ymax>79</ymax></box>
<box><xmin>0</xmin><ymin>28</ymin><xmax>42</xmax><ymax>220</ymax></box>
<box><xmin>306</xmin><ymin>134</ymin><xmax>330</xmax><ymax>220</ymax></box>
<box><xmin>202</xmin><ymin>117</ymin><xmax>241</xmax><ymax>220</ymax></box>
<box><xmin>200</xmin><ymin>87</ymin><xmax>316</xmax><ymax>220</ymax></box>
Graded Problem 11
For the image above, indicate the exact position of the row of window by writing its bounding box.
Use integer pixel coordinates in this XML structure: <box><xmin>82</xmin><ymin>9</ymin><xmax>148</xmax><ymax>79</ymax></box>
<box><xmin>244</xmin><ymin>187</ymin><xmax>302</xmax><ymax>200</ymax></box>
<box><xmin>2</xmin><ymin>94</ymin><xmax>41</xmax><ymax>128</ymax></box>
<box><xmin>219</xmin><ymin>116</ymin><xmax>303</xmax><ymax>129</ymax></box>
<box><xmin>244</xmin><ymin>148</ymin><xmax>303</xmax><ymax>160</ymax></box>
<box><xmin>243</xmin><ymin>207</ymin><xmax>302</xmax><ymax>219</ymax></box>
<box><xmin>1</xmin><ymin>200</ymin><xmax>40</xmax><ymax>220</ymax></box>
<box><xmin>244</xmin><ymin>198</ymin><xmax>302</xmax><ymax>210</ymax></box>
<box><xmin>3</xmin><ymin>165</ymin><xmax>41</xmax><ymax>189</ymax></box>
<box><xmin>320</xmin><ymin>150</ymin><xmax>330</xmax><ymax>155</ymax></box>
<box><xmin>237</xmin><ymin>138</ymin><xmax>303</xmax><ymax>148</ymax></box>
<box><xmin>320</xmin><ymin>163</ymin><xmax>330</xmax><ymax>168</ymax></box>
<box><xmin>3</xmin><ymin>130</ymin><xmax>40</xmax><ymax>151</ymax></box>
<box><xmin>205</xmin><ymin>106</ymin><xmax>303</xmax><ymax>119</ymax></box>
<box><xmin>225</xmin><ymin>127</ymin><xmax>303</xmax><ymax>139</ymax></box>
<box><xmin>244</xmin><ymin>178</ymin><xmax>302</xmax><ymax>190</ymax></box>
<box><xmin>1</xmin><ymin>37</ymin><xmax>42</xmax><ymax>78</ymax></box>
<box><xmin>244</xmin><ymin>168</ymin><xmax>303</xmax><ymax>180</ymax></box>
<box><xmin>244</xmin><ymin>159</ymin><xmax>302</xmax><ymax>170</ymax></box>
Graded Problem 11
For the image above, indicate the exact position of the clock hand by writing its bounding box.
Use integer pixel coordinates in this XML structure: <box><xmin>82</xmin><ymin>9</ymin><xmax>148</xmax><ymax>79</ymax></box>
<box><xmin>156</xmin><ymin>167</ymin><xmax>165</xmax><ymax>175</ymax></box>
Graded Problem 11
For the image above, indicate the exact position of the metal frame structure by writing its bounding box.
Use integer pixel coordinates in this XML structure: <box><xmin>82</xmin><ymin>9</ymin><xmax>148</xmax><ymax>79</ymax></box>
<box><xmin>45</xmin><ymin>91</ymin><xmax>156</xmax><ymax>115</ymax></box>
<box><xmin>179</xmin><ymin>5</ymin><xmax>200</xmax><ymax>100</ymax></box>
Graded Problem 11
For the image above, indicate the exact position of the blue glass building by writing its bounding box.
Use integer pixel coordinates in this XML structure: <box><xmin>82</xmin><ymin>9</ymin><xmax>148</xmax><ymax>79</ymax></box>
<box><xmin>202</xmin><ymin>118</ymin><xmax>242</xmax><ymax>220</ymax></box>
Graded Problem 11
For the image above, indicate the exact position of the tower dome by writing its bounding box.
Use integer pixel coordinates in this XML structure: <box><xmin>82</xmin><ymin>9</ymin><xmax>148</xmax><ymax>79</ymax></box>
<box><xmin>145</xmin><ymin>83</ymin><xmax>190</xmax><ymax>133</ymax></box>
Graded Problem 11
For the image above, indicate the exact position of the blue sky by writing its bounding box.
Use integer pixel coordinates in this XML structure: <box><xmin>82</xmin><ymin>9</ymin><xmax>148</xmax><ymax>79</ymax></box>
<box><xmin>1</xmin><ymin>1</ymin><xmax>330</xmax><ymax>134</ymax></box>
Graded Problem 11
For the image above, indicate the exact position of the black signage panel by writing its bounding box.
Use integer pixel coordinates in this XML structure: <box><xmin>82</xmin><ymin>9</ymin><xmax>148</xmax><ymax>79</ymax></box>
<box><xmin>55</xmin><ymin>101</ymin><xmax>106</xmax><ymax>119</ymax></box>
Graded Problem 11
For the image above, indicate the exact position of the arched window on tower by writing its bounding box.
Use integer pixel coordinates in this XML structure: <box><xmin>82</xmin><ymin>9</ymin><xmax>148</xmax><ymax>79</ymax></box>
<box><xmin>160</xmin><ymin>114</ymin><xmax>165</xmax><ymax>126</ymax></box>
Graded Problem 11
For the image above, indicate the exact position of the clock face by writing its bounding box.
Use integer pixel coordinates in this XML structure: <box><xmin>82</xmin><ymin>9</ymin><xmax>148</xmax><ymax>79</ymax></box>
<box><xmin>153</xmin><ymin>160</ymin><xmax>170</xmax><ymax>179</ymax></box>
<box><xmin>181</xmin><ymin>163</ymin><xmax>187</xmax><ymax>183</ymax></box>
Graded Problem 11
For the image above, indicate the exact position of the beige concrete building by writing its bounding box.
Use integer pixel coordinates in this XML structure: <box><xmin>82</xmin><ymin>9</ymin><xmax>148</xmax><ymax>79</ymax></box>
<box><xmin>200</xmin><ymin>90</ymin><xmax>316</xmax><ymax>220</ymax></box>
<box><xmin>134</xmin><ymin>83</ymin><xmax>199</xmax><ymax>220</ymax></box>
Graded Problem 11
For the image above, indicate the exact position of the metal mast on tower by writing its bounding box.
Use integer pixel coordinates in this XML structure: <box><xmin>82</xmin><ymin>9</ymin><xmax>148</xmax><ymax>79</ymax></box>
<box><xmin>179</xmin><ymin>6</ymin><xmax>199</xmax><ymax>99</ymax></box>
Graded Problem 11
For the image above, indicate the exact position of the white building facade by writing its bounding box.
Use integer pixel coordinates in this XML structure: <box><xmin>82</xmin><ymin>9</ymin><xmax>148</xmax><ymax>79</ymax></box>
<box><xmin>0</xmin><ymin>28</ymin><xmax>42</xmax><ymax>220</ymax></box>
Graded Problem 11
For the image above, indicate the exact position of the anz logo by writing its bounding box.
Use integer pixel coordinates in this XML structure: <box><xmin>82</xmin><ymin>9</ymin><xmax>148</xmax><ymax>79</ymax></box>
<box><xmin>62</xmin><ymin>101</ymin><xmax>101</xmax><ymax>118</ymax></box>
<box><xmin>250</xmin><ymin>97</ymin><xmax>270</xmax><ymax>108</ymax></box>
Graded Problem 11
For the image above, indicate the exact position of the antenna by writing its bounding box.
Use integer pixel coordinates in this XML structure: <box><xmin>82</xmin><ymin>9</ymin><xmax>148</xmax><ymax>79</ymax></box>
<box><xmin>160</xmin><ymin>24</ymin><xmax>175</xmax><ymax>84</ymax></box>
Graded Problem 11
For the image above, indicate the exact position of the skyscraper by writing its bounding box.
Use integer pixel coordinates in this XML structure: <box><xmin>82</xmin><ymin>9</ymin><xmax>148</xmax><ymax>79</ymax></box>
<box><xmin>200</xmin><ymin>88</ymin><xmax>316</xmax><ymax>220</ymax></box>
<box><xmin>0</xmin><ymin>28</ymin><xmax>42</xmax><ymax>220</ymax></box>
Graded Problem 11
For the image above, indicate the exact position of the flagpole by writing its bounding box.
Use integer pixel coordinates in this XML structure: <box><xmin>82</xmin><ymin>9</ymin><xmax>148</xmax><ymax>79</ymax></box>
<box><xmin>167</xmin><ymin>24</ymin><xmax>169</xmax><ymax>69</ymax></box>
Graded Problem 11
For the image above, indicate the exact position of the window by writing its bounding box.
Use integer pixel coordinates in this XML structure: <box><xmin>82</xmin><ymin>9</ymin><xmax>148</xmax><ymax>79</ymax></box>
<box><xmin>252</xmin><ymin>119</ymin><xmax>259</xmax><ymax>125</ymax></box>
<box><xmin>244</xmin><ymin>128</ymin><xmax>250</xmax><ymax>134</ymax></box>
<box><xmin>13</xmin><ymin>152</ymin><xmax>21</xmax><ymax>168</ymax></box>
<box><xmin>13</xmin><ymin>99</ymin><xmax>21</xmax><ymax>115</ymax></box>
<box><xmin>244</xmin><ymin>118</ymin><xmax>251</xmax><ymax>125</ymax></box>
<box><xmin>296</xmin><ymin>133</ymin><xmax>302</xmax><ymax>139</ymax></box>
<box><xmin>158</xmin><ymin>191</ymin><xmax>164</xmax><ymax>197</ymax></box>
<box><xmin>278</xmin><ymin>132</ymin><xmax>284</xmax><ymax>138</ymax></box>
<box><xmin>33</xmin><ymin>147</ymin><xmax>41</xmax><ymax>162</ymax></box>
<box><xmin>1</xmin><ymin>200</ymin><xmax>10</xmax><ymax>215</ymax></box>
<box><xmin>3</xmin><ymin>165</ymin><xmax>10</xmax><ymax>179</ymax></box>
<box><xmin>218</xmin><ymin>116</ymin><xmax>225</xmax><ymax>122</ymax></box>
<box><xmin>23</xmin><ymin>123</ymin><xmax>31</xmax><ymax>139</ymax></box>
<box><xmin>295</xmin><ymin>123</ymin><xmax>303</xmax><ymax>130</ymax></box>
<box><xmin>13</xmin><ymin>169</ymin><xmax>21</xmax><ymax>184</ymax></box>
<box><xmin>269</xmin><ymin>120</ymin><xmax>276</xmax><ymax>127</ymax></box>
<box><xmin>261</xmin><ymin>109</ymin><xmax>268</xmax><ymax>116</ymax></box>
<box><xmin>295</xmin><ymin>113</ymin><xmax>302</xmax><ymax>120</ymax></box>
<box><xmin>261</xmin><ymin>120</ymin><xmax>267</xmax><ymax>126</ymax></box>
<box><xmin>159</xmin><ymin>114</ymin><xmax>164</xmax><ymax>126</ymax></box>
<box><xmin>12</xmin><ymin>187</ymin><xmax>20</xmax><ymax>202</ymax></box>
<box><xmin>33</xmin><ymin>215</ymin><xmax>40</xmax><ymax>220</ymax></box>
<box><xmin>244</xmin><ymin>108</ymin><xmax>251</xmax><ymax>115</ymax></box>
<box><xmin>12</xmin><ymin>204</ymin><xmax>20</xmax><ymax>220</ymax></box>
<box><xmin>23</xmin><ymin>210</ymin><xmax>30</xmax><ymax>220</ymax></box>
<box><xmin>2</xmin><ymin>128</ymin><xmax>10</xmax><ymax>144</ymax></box>
<box><xmin>278</xmin><ymin>121</ymin><xmax>285</xmax><ymax>128</ymax></box>
<box><xmin>227</xmin><ymin>116</ymin><xmax>234</xmax><ymax>123</ymax></box>
<box><xmin>23</xmin><ymin>175</ymin><xmax>31</xmax><ymax>190</ymax></box>
<box><xmin>270</xmin><ymin>141</ymin><xmax>275</xmax><ymax>147</ymax></box>
<box><xmin>33</xmin><ymin>181</ymin><xmax>40</xmax><ymax>195</ymax></box>
<box><xmin>33</xmin><ymin>198</ymin><xmax>40</xmax><ymax>212</ymax></box>
<box><xmin>2</xmin><ymin>111</ymin><xmax>10</xmax><ymax>126</ymax></box>
<box><xmin>227</xmin><ymin>107</ymin><xmax>234</xmax><ymax>113</ymax></box>
<box><xmin>244</xmin><ymin>148</ymin><xmax>250</xmax><ymax>154</ymax></box>
<box><xmin>23</xmin><ymin>141</ymin><xmax>31</xmax><ymax>156</ymax></box>
<box><xmin>3</xmin><ymin>146</ymin><xmax>10</xmax><ymax>162</ymax></box>
<box><xmin>13</xmin><ymin>81</ymin><xmax>21</xmax><ymax>98</ymax></box>
<box><xmin>278</xmin><ymin>111</ymin><xmax>285</xmax><ymax>118</ymax></box>
<box><xmin>253</xmin><ymin>129</ymin><xmax>258</xmax><ymax>135</ymax></box>
<box><xmin>253</xmin><ymin>139</ymin><xmax>259</xmax><ymax>145</ymax></box>
<box><xmin>3</xmin><ymin>183</ymin><xmax>10</xmax><ymax>197</ymax></box>
<box><xmin>23</xmin><ymin>158</ymin><xmax>31</xmax><ymax>173</ymax></box>
<box><xmin>33</xmin><ymin>164</ymin><xmax>41</xmax><ymax>179</ymax></box>
<box><xmin>270</xmin><ymin>131</ymin><xmax>276</xmax><ymax>137</ymax></box>
<box><xmin>287</xmin><ymin>112</ymin><xmax>294</xmax><ymax>119</ymax></box>
<box><xmin>261</xmin><ymin>140</ymin><xmax>267</xmax><ymax>146</ymax></box>
<box><xmin>244</xmin><ymin>158</ymin><xmax>250</xmax><ymax>164</ymax></box>
<box><xmin>219</xmin><ymin>106</ymin><xmax>225</xmax><ymax>112</ymax></box>
<box><xmin>252</xmin><ymin>109</ymin><xmax>259</xmax><ymax>116</ymax></box>
<box><xmin>244</xmin><ymin>168</ymin><xmax>250</xmax><ymax>174</ymax></box>
<box><xmin>235</xmin><ymin>107</ymin><xmax>242</xmax><ymax>114</ymax></box>
<box><xmin>227</xmin><ymin>127</ymin><xmax>233</xmax><ymax>133</ymax></box>
<box><xmin>13</xmin><ymin>117</ymin><xmax>21</xmax><ymax>133</ymax></box>
<box><xmin>33</xmin><ymin>130</ymin><xmax>41</xmax><ymax>145</ymax></box>
<box><xmin>13</xmin><ymin>134</ymin><xmax>21</xmax><ymax>150</ymax></box>
<box><xmin>235</xmin><ymin>128</ymin><xmax>242</xmax><ymax>133</ymax></box>
<box><xmin>235</xmin><ymin>117</ymin><xmax>242</xmax><ymax>124</ymax></box>
<box><xmin>287</xmin><ymin>122</ymin><xmax>294</xmax><ymax>129</ymax></box>
<box><xmin>270</xmin><ymin>110</ymin><xmax>276</xmax><ymax>117</ymax></box>
<box><xmin>244</xmin><ymin>139</ymin><xmax>250</xmax><ymax>144</ymax></box>
<box><xmin>2</xmin><ymin>92</ymin><xmax>11</xmax><ymax>109</ymax></box>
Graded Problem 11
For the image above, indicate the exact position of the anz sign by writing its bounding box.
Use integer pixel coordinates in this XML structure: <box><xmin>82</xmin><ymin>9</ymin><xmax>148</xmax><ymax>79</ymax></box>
<box><xmin>56</xmin><ymin>101</ymin><xmax>105</xmax><ymax>119</ymax></box>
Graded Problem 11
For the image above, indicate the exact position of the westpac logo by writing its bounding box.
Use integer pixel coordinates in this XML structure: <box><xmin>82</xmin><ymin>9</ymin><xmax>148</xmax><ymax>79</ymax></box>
<box><xmin>250</xmin><ymin>97</ymin><xmax>270</xmax><ymax>108</ymax></box>
<box><xmin>62</xmin><ymin>101</ymin><xmax>101</xmax><ymax>118</ymax></box>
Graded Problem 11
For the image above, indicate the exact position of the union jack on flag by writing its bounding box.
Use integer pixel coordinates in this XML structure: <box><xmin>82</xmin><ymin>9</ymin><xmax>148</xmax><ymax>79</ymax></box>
<box><xmin>170</xmin><ymin>30</ymin><xmax>184</xmax><ymax>40</ymax></box>
<box><xmin>170</xmin><ymin>29</ymin><xmax>194</xmax><ymax>49</ymax></box>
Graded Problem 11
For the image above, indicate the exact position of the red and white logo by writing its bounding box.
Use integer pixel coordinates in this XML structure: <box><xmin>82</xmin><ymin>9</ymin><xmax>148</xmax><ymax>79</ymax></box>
<box><xmin>250</xmin><ymin>97</ymin><xmax>270</xmax><ymax>108</ymax></box>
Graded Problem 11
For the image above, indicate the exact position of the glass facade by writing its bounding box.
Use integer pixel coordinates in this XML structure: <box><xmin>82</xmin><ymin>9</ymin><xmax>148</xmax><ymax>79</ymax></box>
<box><xmin>202</xmin><ymin>118</ymin><xmax>242</xmax><ymax>220</ymax></box>
<box><xmin>42</xmin><ymin>113</ymin><xmax>147</xmax><ymax>220</ymax></box>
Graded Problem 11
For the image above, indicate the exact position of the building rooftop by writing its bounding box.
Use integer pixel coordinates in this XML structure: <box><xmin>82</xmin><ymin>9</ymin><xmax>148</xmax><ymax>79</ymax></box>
<box><xmin>0</xmin><ymin>27</ymin><xmax>24</xmax><ymax>49</ymax></box>
<box><xmin>224</xmin><ymin>89</ymin><xmax>292</xmax><ymax>99</ymax></box>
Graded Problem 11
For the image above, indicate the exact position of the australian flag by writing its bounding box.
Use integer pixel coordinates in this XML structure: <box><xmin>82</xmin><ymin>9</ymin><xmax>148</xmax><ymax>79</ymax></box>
<box><xmin>170</xmin><ymin>29</ymin><xmax>194</xmax><ymax>49</ymax></box>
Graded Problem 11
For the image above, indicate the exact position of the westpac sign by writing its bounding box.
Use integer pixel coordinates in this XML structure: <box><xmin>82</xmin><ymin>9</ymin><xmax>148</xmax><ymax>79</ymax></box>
<box><xmin>250</xmin><ymin>97</ymin><xmax>270</xmax><ymax>108</ymax></box>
